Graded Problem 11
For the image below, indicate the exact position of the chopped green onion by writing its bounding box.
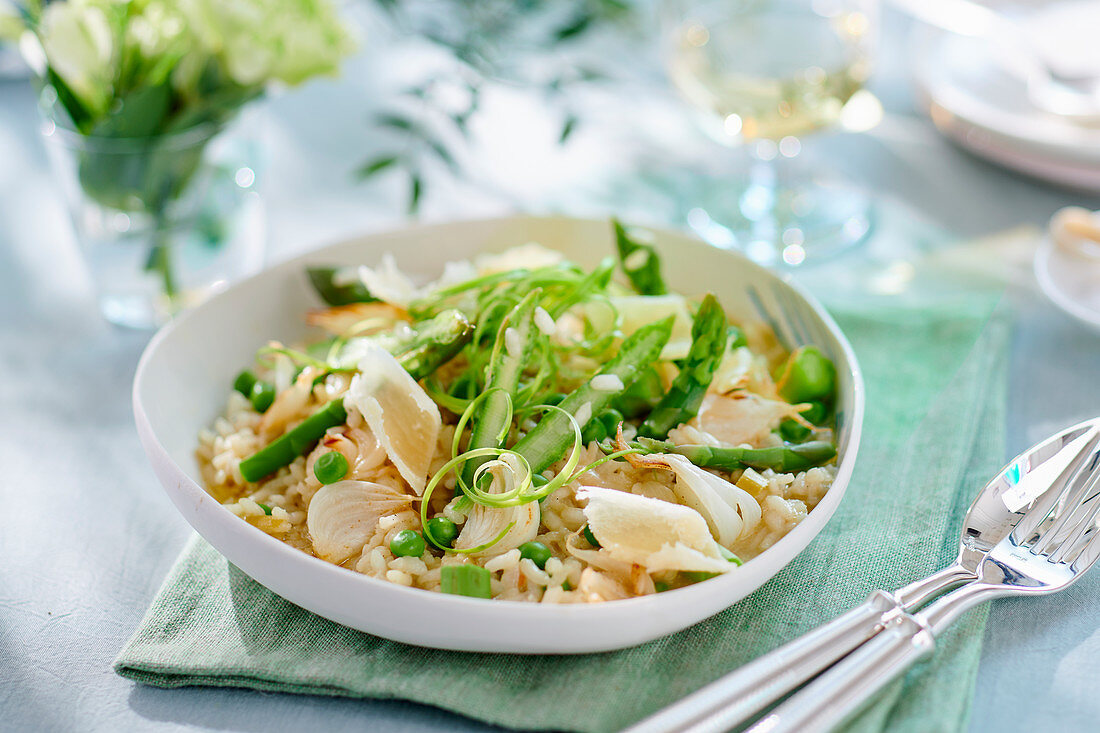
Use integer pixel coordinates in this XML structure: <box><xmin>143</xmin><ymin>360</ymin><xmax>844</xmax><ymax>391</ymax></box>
<box><xmin>440</xmin><ymin>565</ymin><xmax>492</xmax><ymax>599</ymax></box>
<box><xmin>718</xmin><ymin>546</ymin><xmax>743</xmax><ymax>566</ymax></box>
<box><xmin>257</xmin><ymin>503</ymin><xmax>273</xmax><ymax>516</ymax></box>
<box><xmin>683</xmin><ymin>571</ymin><xmax>718</xmax><ymax>582</ymax></box>
<box><xmin>313</xmin><ymin>451</ymin><xmax>348</xmax><ymax>485</ymax></box>
<box><xmin>582</xmin><ymin>524</ymin><xmax>600</xmax><ymax>548</ymax></box>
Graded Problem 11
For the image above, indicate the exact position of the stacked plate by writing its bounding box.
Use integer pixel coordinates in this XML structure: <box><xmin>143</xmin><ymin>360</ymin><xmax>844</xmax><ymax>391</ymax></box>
<box><xmin>911</xmin><ymin>11</ymin><xmax>1100</xmax><ymax>192</ymax></box>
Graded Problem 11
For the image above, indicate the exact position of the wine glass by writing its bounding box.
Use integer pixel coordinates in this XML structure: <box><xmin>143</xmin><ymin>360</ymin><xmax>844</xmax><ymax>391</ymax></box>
<box><xmin>663</xmin><ymin>0</ymin><xmax>879</xmax><ymax>266</ymax></box>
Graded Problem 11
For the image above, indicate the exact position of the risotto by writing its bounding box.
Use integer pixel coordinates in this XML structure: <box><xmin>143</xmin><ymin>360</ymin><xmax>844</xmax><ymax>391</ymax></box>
<box><xmin>197</xmin><ymin>222</ymin><xmax>838</xmax><ymax>603</ymax></box>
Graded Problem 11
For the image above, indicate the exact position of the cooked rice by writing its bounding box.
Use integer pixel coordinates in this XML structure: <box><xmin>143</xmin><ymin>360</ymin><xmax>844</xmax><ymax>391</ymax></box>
<box><xmin>197</xmin><ymin>377</ymin><xmax>834</xmax><ymax>603</ymax></box>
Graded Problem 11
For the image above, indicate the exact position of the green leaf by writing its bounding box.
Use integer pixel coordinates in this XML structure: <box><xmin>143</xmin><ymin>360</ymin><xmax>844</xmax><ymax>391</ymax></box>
<box><xmin>91</xmin><ymin>83</ymin><xmax>171</xmax><ymax>138</ymax></box>
<box><xmin>44</xmin><ymin>69</ymin><xmax>94</xmax><ymax>134</ymax></box>
<box><xmin>376</xmin><ymin>112</ymin><xmax>418</xmax><ymax>133</ymax></box>
<box><xmin>559</xmin><ymin>114</ymin><xmax>578</xmax><ymax>144</ymax></box>
<box><xmin>408</xmin><ymin>172</ymin><xmax>423</xmax><ymax>215</ymax></box>
<box><xmin>426</xmin><ymin>139</ymin><xmax>458</xmax><ymax>173</ymax></box>
<box><xmin>555</xmin><ymin>12</ymin><xmax>593</xmax><ymax>40</ymax></box>
<box><xmin>355</xmin><ymin>155</ymin><xmax>401</xmax><ymax>180</ymax></box>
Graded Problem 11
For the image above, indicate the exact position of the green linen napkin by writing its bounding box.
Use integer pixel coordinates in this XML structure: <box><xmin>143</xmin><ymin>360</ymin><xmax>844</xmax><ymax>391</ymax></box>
<box><xmin>116</xmin><ymin>298</ymin><xmax>1011</xmax><ymax>733</ymax></box>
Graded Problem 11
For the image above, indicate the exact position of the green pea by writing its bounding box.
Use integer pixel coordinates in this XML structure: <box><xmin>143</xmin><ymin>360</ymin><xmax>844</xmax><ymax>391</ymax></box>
<box><xmin>727</xmin><ymin>325</ymin><xmax>747</xmax><ymax>350</ymax></box>
<box><xmin>390</xmin><ymin>529</ymin><xmax>426</xmax><ymax>558</ymax></box>
<box><xmin>249</xmin><ymin>381</ymin><xmax>276</xmax><ymax>413</ymax></box>
<box><xmin>683</xmin><ymin>571</ymin><xmax>718</xmax><ymax>583</ymax></box>
<box><xmin>542</xmin><ymin>392</ymin><xmax>567</xmax><ymax>406</ymax></box>
<box><xmin>779</xmin><ymin>420</ymin><xmax>811</xmax><ymax>443</ymax></box>
<box><xmin>313</xmin><ymin>451</ymin><xmax>348</xmax><ymax>485</ymax></box>
<box><xmin>233</xmin><ymin>370</ymin><xmax>257</xmax><ymax>397</ymax></box>
<box><xmin>779</xmin><ymin>400</ymin><xmax>829</xmax><ymax>442</ymax></box>
<box><xmin>599</xmin><ymin>408</ymin><xmax>625</xmax><ymax>437</ymax></box>
<box><xmin>518</xmin><ymin>541</ymin><xmax>552</xmax><ymax>569</ymax></box>
<box><xmin>426</xmin><ymin>517</ymin><xmax>459</xmax><ymax>548</ymax></box>
<box><xmin>532</xmin><ymin>473</ymin><xmax>551</xmax><ymax>487</ymax></box>
<box><xmin>581</xmin><ymin>419</ymin><xmax>609</xmax><ymax>445</ymax></box>
<box><xmin>562</xmin><ymin>579</ymin><xmax>572</xmax><ymax>591</ymax></box>
<box><xmin>803</xmin><ymin>401</ymin><xmax>829</xmax><ymax>424</ymax></box>
<box><xmin>777</xmin><ymin>346</ymin><xmax>836</xmax><ymax>404</ymax></box>
<box><xmin>582</xmin><ymin>524</ymin><xmax>601</xmax><ymax>548</ymax></box>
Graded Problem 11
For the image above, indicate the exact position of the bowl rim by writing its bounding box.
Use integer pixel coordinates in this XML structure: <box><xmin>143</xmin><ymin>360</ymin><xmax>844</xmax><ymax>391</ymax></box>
<box><xmin>133</xmin><ymin>214</ymin><xmax>865</xmax><ymax>624</ymax></box>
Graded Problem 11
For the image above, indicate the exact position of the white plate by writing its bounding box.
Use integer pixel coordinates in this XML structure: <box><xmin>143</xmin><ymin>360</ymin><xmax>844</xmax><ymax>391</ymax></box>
<box><xmin>911</xmin><ymin>25</ymin><xmax>1100</xmax><ymax>192</ymax></box>
<box><xmin>133</xmin><ymin>216</ymin><xmax>865</xmax><ymax>653</ymax></box>
<box><xmin>1035</xmin><ymin>237</ymin><xmax>1100</xmax><ymax>331</ymax></box>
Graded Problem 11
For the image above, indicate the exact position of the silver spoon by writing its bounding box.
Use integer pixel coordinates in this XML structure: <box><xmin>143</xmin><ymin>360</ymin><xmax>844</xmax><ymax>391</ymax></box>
<box><xmin>625</xmin><ymin>417</ymin><xmax>1100</xmax><ymax>733</ymax></box>
<box><xmin>748</xmin><ymin>421</ymin><xmax>1100</xmax><ymax>733</ymax></box>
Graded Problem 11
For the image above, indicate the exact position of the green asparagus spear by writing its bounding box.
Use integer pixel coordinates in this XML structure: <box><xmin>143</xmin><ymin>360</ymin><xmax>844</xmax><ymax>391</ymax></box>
<box><xmin>239</xmin><ymin>310</ymin><xmax>474</xmax><ymax>482</ymax></box>
<box><xmin>514</xmin><ymin>316</ymin><xmax>675</xmax><ymax>475</ymax></box>
<box><xmin>637</xmin><ymin>294</ymin><xmax>727</xmax><ymax>439</ymax></box>
<box><xmin>397</xmin><ymin>309</ymin><xmax>475</xmax><ymax>380</ymax></box>
<box><xmin>612</xmin><ymin>365</ymin><xmax>663</xmax><ymax>419</ymax></box>
<box><xmin>306</xmin><ymin>266</ymin><xmax>378</xmax><ymax>306</ymax></box>
<box><xmin>613</xmin><ymin>219</ymin><xmax>667</xmax><ymax>296</ymax></box>
<box><xmin>240</xmin><ymin>399</ymin><xmax>348</xmax><ymax>482</ymax></box>
<box><xmin>636</xmin><ymin>438</ymin><xmax>836</xmax><ymax>473</ymax></box>
<box><xmin>463</xmin><ymin>290</ymin><xmax>544</xmax><ymax>486</ymax></box>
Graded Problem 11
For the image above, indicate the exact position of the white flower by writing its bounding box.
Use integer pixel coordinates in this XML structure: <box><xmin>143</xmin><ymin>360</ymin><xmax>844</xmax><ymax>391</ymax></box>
<box><xmin>0</xmin><ymin>1</ymin><xmax>23</xmax><ymax>43</ymax></box>
<box><xmin>38</xmin><ymin>1</ymin><xmax>115</xmax><ymax>117</ymax></box>
<box><xmin>176</xmin><ymin>0</ymin><xmax>355</xmax><ymax>88</ymax></box>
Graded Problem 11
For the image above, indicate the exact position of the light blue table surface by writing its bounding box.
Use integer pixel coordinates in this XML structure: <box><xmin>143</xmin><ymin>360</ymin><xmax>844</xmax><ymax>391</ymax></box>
<box><xmin>3</xmin><ymin>8</ymin><xmax>1100</xmax><ymax>732</ymax></box>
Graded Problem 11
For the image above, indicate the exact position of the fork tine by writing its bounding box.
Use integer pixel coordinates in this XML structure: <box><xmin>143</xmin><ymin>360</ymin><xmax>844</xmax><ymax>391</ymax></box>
<box><xmin>1067</xmin><ymin>521</ymin><xmax>1100</xmax><ymax>570</ymax></box>
<box><xmin>1031</xmin><ymin>450</ymin><xmax>1100</xmax><ymax>556</ymax></box>
<box><xmin>1050</xmin><ymin>468</ymin><xmax>1100</xmax><ymax>564</ymax></box>
<box><xmin>1013</xmin><ymin>435</ymin><xmax>1100</xmax><ymax>547</ymax></box>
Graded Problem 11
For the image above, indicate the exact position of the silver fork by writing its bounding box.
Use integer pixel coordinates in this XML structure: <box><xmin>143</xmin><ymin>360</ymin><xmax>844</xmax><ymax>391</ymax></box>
<box><xmin>743</xmin><ymin>445</ymin><xmax>1100</xmax><ymax>733</ymax></box>
<box><xmin>625</xmin><ymin>418</ymin><xmax>1100</xmax><ymax>733</ymax></box>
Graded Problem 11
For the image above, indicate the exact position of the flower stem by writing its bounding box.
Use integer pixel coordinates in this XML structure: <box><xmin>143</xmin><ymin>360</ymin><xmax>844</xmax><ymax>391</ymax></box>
<box><xmin>147</xmin><ymin>209</ymin><xmax>178</xmax><ymax>303</ymax></box>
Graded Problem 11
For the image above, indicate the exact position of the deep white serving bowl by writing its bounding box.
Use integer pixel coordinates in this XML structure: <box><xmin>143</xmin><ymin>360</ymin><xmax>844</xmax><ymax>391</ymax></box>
<box><xmin>133</xmin><ymin>216</ymin><xmax>864</xmax><ymax>653</ymax></box>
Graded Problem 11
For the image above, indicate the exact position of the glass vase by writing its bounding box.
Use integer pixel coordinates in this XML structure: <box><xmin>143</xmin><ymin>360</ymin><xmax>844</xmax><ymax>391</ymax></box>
<box><xmin>40</xmin><ymin>92</ymin><xmax>265</xmax><ymax>329</ymax></box>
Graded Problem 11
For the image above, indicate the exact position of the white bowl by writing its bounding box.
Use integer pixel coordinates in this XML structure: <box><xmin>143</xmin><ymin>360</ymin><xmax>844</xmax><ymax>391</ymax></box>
<box><xmin>133</xmin><ymin>215</ymin><xmax>865</xmax><ymax>653</ymax></box>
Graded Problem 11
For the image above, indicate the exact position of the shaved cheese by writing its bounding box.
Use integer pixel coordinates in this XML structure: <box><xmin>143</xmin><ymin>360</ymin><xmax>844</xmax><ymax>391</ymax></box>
<box><xmin>356</xmin><ymin>254</ymin><xmax>420</xmax><ymax>307</ymax></box>
<box><xmin>590</xmin><ymin>374</ymin><xmax>625</xmax><ymax>392</ymax></box>
<box><xmin>623</xmin><ymin>248</ymin><xmax>649</xmax><ymax>271</ymax></box>
<box><xmin>307</xmin><ymin>480</ymin><xmax>412</xmax><ymax>564</ymax></box>
<box><xmin>583</xmin><ymin>294</ymin><xmax>694</xmax><ymax>360</ymax></box>
<box><xmin>662</xmin><ymin>454</ymin><xmax>762</xmax><ymax>545</ymax></box>
<box><xmin>475</xmin><ymin>242</ymin><xmax>565</xmax><ymax>275</ymax></box>
<box><xmin>710</xmin><ymin>346</ymin><xmax>755</xmax><ymax>394</ymax></box>
<box><xmin>345</xmin><ymin>347</ymin><xmax>441</xmax><ymax>494</ymax></box>
<box><xmin>504</xmin><ymin>327</ymin><xmax>521</xmax><ymax>359</ymax></box>
<box><xmin>577</xmin><ymin>486</ymin><xmax>735</xmax><ymax>574</ymax></box>
<box><xmin>533</xmin><ymin>307</ymin><xmax>556</xmax><ymax>335</ymax></box>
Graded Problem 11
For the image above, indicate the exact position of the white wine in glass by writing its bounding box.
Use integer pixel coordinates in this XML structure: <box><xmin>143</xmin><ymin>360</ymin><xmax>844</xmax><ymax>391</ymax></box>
<box><xmin>664</xmin><ymin>0</ymin><xmax>878</xmax><ymax>266</ymax></box>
